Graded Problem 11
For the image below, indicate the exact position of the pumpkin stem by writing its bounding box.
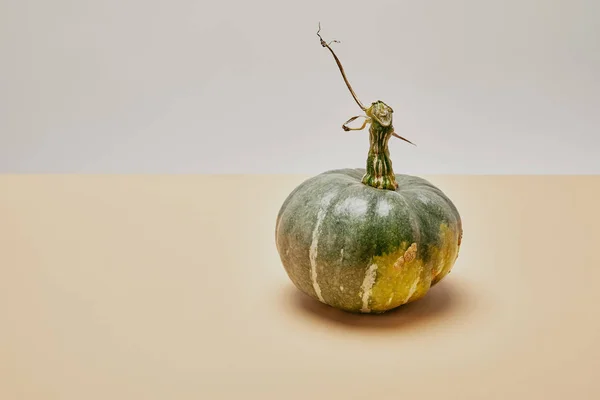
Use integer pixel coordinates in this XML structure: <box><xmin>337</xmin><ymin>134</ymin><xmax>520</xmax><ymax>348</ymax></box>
<box><xmin>317</xmin><ymin>24</ymin><xmax>413</xmax><ymax>191</ymax></box>
<box><xmin>362</xmin><ymin>119</ymin><xmax>398</xmax><ymax>190</ymax></box>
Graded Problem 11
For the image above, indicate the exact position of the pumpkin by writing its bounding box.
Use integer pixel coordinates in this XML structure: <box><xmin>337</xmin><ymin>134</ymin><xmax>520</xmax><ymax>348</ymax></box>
<box><xmin>275</xmin><ymin>26</ymin><xmax>463</xmax><ymax>314</ymax></box>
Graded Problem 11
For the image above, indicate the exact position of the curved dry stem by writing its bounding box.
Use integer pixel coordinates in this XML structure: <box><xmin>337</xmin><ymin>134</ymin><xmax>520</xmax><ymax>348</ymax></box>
<box><xmin>342</xmin><ymin>115</ymin><xmax>370</xmax><ymax>131</ymax></box>
<box><xmin>317</xmin><ymin>23</ymin><xmax>365</xmax><ymax>111</ymax></box>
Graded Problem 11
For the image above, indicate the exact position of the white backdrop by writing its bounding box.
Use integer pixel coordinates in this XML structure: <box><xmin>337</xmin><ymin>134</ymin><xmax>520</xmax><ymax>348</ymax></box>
<box><xmin>1</xmin><ymin>0</ymin><xmax>598</xmax><ymax>174</ymax></box>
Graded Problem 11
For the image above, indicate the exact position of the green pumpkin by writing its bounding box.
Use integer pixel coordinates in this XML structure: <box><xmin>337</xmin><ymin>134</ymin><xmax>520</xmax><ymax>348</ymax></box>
<box><xmin>275</xmin><ymin>27</ymin><xmax>463</xmax><ymax>314</ymax></box>
<box><xmin>275</xmin><ymin>167</ymin><xmax>462</xmax><ymax>314</ymax></box>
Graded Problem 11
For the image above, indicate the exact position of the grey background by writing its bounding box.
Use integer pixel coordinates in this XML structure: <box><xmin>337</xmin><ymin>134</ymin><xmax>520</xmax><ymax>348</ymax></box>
<box><xmin>1</xmin><ymin>0</ymin><xmax>598</xmax><ymax>174</ymax></box>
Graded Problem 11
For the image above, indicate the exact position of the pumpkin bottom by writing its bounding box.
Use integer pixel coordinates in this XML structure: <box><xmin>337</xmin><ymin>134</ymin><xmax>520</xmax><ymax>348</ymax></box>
<box><xmin>284</xmin><ymin>222</ymin><xmax>458</xmax><ymax>314</ymax></box>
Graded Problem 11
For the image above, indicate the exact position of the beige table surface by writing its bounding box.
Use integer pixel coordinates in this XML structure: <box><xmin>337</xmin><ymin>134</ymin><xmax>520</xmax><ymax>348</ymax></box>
<box><xmin>1</xmin><ymin>175</ymin><xmax>599</xmax><ymax>399</ymax></box>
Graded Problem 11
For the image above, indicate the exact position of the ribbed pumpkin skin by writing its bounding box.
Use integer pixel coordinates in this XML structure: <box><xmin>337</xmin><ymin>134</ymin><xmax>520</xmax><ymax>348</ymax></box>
<box><xmin>275</xmin><ymin>168</ymin><xmax>463</xmax><ymax>313</ymax></box>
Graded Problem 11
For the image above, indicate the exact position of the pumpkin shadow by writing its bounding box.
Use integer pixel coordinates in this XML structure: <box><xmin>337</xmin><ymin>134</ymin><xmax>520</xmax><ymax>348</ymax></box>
<box><xmin>283</xmin><ymin>279</ymin><xmax>465</xmax><ymax>331</ymax></box>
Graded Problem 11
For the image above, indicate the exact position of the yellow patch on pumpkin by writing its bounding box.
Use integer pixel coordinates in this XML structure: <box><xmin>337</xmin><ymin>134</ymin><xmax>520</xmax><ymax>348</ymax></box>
<box><xmin>430</xmin><ymin>223</ymin><xmax>460</xmax><ymax>286</ymax></box>
<box><xmin>368</xmin><ymin>223</ymin><xmax>460</xmax><ymax>312</ymax></box>
<box><xmin>368</xmin><ymin>242</ymin><xmax>428</xmax><ymax>312</ymax></box>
